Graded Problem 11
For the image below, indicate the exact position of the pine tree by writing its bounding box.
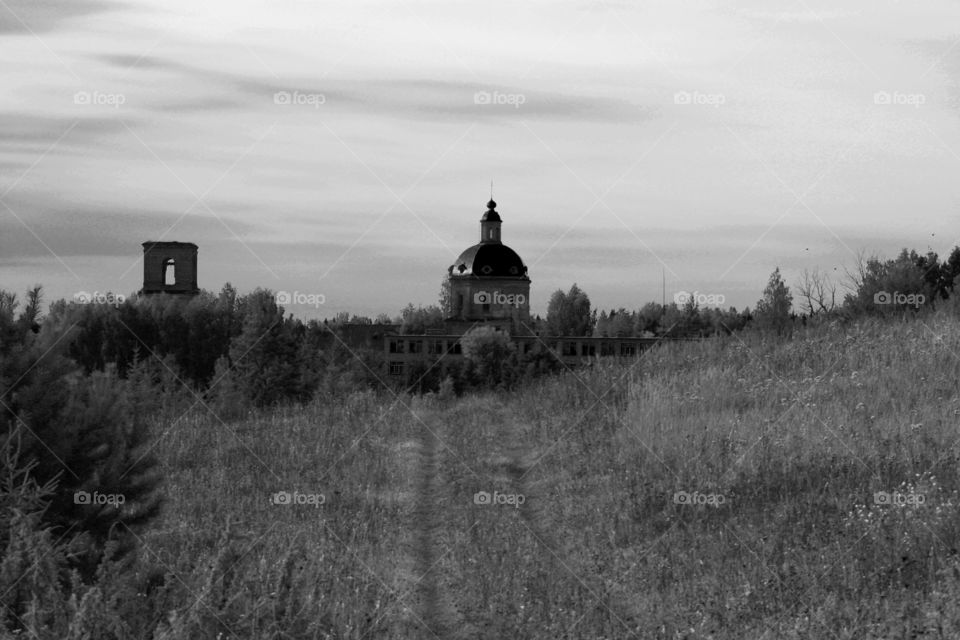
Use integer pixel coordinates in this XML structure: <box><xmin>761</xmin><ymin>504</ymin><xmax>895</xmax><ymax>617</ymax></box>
<box><xmin>754</xmin><ymin>268</ymin><xmax>794</xmax><ymax>337</ymax></box>
<box><xmin>0</xmin><ymin>288</ymin><xmax>162</xmax><ymax>582</ymax></box>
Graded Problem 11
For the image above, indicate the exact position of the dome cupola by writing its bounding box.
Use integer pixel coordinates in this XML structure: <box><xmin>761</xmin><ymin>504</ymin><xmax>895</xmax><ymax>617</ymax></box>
<box><xmin>448</xmin><ymin>199</ymin><xmax>528</xmax><ymax>279</ymax></box>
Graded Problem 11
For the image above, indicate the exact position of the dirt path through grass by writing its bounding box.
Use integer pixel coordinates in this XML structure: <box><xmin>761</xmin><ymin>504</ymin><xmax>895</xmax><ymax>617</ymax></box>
<box><xmin>384</xmin><ymin>400</ymin><xmax>646</xmax><ymax>637</ymax></box>
<box><xmin>390</xmin><ymin>408</ymin><xmax>469</xmax><ymax>638</ymax></box>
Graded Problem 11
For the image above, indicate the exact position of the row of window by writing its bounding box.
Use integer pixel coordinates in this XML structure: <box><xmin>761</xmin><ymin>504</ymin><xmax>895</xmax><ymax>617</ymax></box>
<box><xmin>558</xmin><ymin>342</ymin><xmax>637</xmax><ymax>357</ymax></box>
<box><xmin>389</xmin><ymin>339</ymin><xmax>463</xmax><ymax>355</ymax></box>
<box><xmin>387</xmin><ymin>338</ymin><xmax>641</xmax><ymax>360</ymax></box>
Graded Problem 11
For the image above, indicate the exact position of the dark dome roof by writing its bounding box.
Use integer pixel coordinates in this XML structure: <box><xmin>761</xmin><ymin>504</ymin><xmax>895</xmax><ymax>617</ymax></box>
<box><xmin>450</xmin><ymin>243</ymin><xmax>528</xmax><ymax>278</ymax></box>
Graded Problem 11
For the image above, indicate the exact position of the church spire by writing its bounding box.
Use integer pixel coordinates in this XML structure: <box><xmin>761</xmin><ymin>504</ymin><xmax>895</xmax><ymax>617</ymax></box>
<box><xmin>480</xmin><ymin>198</ymin><xmax>502</xmax><ymax>244</ymax></box>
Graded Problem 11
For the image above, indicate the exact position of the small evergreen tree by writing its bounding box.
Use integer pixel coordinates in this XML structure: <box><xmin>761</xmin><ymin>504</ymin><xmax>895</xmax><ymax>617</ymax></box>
<box><xmin>755</xmin><ymin>268</ymin><xmax>794</xmax><ymax>336</ymax></box>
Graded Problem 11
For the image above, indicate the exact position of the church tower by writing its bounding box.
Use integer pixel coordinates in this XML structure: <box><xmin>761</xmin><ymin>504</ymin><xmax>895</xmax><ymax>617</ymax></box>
<box><xmin>446</xmin><ymin>199</ymin><xmax>531</xmax><ymax>332</ymax></box>
<box><xmin>480</xmin><ymin>201</ymin><xmax>501</xmax><ymax>243</ymax></box>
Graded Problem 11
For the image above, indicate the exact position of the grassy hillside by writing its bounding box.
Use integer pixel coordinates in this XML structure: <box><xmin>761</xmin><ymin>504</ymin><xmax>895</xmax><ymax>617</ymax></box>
<box><xmin>69</xmin><ymin>312</ymin><xmax>960</xmax><ymax>638</ymax></box>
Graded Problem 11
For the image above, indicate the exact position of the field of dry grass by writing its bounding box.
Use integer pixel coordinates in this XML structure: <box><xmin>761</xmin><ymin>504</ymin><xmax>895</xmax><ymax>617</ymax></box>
<box><xmin>71</xmin><ymin>311</ymin><xmax>960</xmax><ymax>638</ymax></box>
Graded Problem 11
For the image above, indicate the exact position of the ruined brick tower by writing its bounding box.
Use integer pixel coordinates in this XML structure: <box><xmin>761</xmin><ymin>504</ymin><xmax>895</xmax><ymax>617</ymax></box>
<box><xmin>141</xmin><ymin>241</ymin><xmax>199</xmax><ymax>296</ymax></box>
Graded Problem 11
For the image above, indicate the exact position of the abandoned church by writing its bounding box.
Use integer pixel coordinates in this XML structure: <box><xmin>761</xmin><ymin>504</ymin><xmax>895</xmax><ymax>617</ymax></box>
<box><xmin>139</xmin><ymin>199</ymin><xmax>659</xmax><ymax>382</ymax></box>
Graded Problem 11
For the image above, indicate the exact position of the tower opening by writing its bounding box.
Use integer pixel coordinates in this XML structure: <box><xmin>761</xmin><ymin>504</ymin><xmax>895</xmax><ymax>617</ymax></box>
<box><xmin>163</xmin><ymin>259</ymin><xmax>176</xmax><ymax>285</ymax></box>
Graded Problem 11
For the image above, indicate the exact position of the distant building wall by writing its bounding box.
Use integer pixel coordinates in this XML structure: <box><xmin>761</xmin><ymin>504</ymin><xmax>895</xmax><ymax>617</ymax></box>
<box><xmin>383</xmin><ymin>334</ymin><xmax>664</xmax><ymax>382</ymax></box>
<box><xmin>141</xmin><ymin>241</ymin><xmax>199</xmax><ymax>295</ymax></box>
<box><xmin>448</xmin><ymin>278</ymin><xmax>531</xmax><ymax>325</ymax></box>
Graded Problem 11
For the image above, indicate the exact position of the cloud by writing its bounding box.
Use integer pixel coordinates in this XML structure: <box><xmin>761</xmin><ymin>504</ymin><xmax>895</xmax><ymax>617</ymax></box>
<box><xmin>92</xmin><ymin>54</ymin><xmax>655</xmax><ymax>122</ymax></box>
<box><xmin>0</xmin><ymin>191</ymin><xmax>254</xmax><ymax>265</ymax></box>
<box><xmin>0</xmin><ymin>114</ymin><xmax>129</xmax><ymax>153</ymax></box>
<box><xmin>0</xmin><ymin>0</ymin><xmax>121</xmax><ymax>34</ymax></box>
<box><xmin>733</xmin><ymin>8</ymin><xmax>854</xmax><ymax>23</ymax></box>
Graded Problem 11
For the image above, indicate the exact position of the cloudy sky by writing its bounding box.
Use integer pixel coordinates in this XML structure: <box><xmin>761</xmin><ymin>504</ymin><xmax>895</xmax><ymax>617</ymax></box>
<box><xmin>2</xmin><ymin>0</ymin><xmax>960</xmax><ymax>319</ymax></box>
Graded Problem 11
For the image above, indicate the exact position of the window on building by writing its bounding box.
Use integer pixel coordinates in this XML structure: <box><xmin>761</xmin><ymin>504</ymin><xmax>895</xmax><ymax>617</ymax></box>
<box><xmin>163</xmin><ymin>259</ymin><xmax>176</xmax><ymax>285</ymax></box>
<box><xmin>451</xmin><ymin>341</ymin><xmax>462</xmax><ymax>354</ymax></box>
<box><xmin>600</xmin><ymin>342</ymin><xmax>615</xmax><ymax>357</ymax></box>
<box><xmin>562</xmin><ymin>342</ymin><xmax>578</xmax><ymax>357</ymax></box>
<box><xmin>581</xmin><ymin>344</ymin><xmax>595</xmax><ymax>356</ymax></box>
<box><xmin>389</xmin><ymin>362</ymin><xmax>404</xmax><ymax>376</ymax></box>
<box><xmin>389</xmin><ymin>340</ymin><xmax>405</xmax><ymax>354</ymax></box>
<box><xmin>620</xmin><ymin>343</ymin><xmax>636</xmax><ymax>357</ymax></box>
<box><xmin>409</xmin><ymin>340</ymin><xmax>422</xmax><ymax>354</ymax></box>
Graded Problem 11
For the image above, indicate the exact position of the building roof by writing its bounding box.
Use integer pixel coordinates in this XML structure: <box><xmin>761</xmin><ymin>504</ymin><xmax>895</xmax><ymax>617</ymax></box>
<box><xmin>142</xmin><ymin>241</ymin><xmax>198</xmax><ymax>249</ymax></box>
<box><xmin>450</xmin><ymin>242</ymin><xmax>528</xmax><ymax>278</ymax></box>
<box><xmin>449</xmin><ymin>198</ymin><xmax>527</xmax><ymax>278</ymax></box>
<box><xmin>480</xmin><ymin>199</ymin><xmax>501</xmax><ymax>222</ymax></box>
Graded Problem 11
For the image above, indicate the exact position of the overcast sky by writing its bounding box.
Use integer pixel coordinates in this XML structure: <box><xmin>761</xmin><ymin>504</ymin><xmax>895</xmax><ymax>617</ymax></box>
<box><xmin>2</xmin><ymin>0</ymin><xmax>960</xmax><ymax>319</ymax></box>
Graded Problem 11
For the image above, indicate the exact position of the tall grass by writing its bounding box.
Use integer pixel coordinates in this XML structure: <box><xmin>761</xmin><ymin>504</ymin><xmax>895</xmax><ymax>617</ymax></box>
<box><xmin>8</xmin><ymin>311</ymin><xmax>960</xmax><ymax>638</ymax></box>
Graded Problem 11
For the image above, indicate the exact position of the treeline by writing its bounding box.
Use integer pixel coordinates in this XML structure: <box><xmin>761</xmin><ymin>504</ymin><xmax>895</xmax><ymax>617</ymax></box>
<box><xmin>31</xmin><ymin>243</ymin><xmax>960</xmax><ymax>408</ymax></box>
<box><xmin>12</xmin><ymin>242</ymin><xmax>959</xmax><ymax>407</ymax></box>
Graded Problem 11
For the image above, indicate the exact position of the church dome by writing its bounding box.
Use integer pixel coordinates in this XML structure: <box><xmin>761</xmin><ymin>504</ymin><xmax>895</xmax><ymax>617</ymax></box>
<box><xmin>448</xmin><ymin>197</ymin><xmax>529</xmax><ymax>278</ymax></box>
<box><xmin>450</xmin><ymin>243</ymin><xmax>528</xmax><ymax>278</ymax></box>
